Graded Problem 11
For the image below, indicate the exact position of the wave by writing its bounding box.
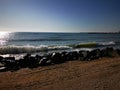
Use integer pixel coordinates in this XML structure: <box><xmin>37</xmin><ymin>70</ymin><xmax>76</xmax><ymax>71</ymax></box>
<box><xmin>70</xmin><ymin>41</ymin><xmax>116</xmax><ymax>48</ymax></box>
<box><xmin>0</xmin><ymin>41</ymin><xmax>116</xmax><ymax>54</ymax></box>
<box><xmin>98</xmin><ymin>41</ymin><xmax>115</xmax><ymax>46</ymax></box>
<box><xmin>0</xmin><ymin>45</ymin><xmax>72</xmax><ymax>54</ymax></box>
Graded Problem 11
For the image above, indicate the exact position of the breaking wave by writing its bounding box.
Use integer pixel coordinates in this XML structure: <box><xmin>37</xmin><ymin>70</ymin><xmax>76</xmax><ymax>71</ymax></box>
<box><xmin>70</xmin><ymin>41</ymin><xmax>116</xmax><ymax>48</ymax></box>
<box><xmin>0</xmin><ymin>45</ymin><xmax>72</xmax><ymax>54</ymax></box>
<box><xmin>98</xmin><ymin>41</ymin><xmax>115</xmax><ymax>46</ymax></box>
<box><xmin>0</xmin><ymin>41</ymin><xmax>116</xmax><ymax>54</ymax></box>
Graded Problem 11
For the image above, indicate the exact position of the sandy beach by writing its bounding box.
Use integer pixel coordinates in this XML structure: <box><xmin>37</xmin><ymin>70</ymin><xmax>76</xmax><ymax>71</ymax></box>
<box><xmin>0</xmin><ymin>56</ymin><xmax>120</xmax><ymax>90</ymax></box>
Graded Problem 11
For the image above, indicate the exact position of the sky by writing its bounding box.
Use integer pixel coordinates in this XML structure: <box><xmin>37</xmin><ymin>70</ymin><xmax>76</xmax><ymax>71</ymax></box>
<box><xmin>0</xmin><ymin>0</ymin><xmax>120</xmax><ymax>32</ymax></box>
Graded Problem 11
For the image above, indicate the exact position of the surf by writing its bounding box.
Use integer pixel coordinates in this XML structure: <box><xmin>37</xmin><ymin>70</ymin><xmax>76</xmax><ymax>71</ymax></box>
<box><xmin>0</xmin><ymin>41</ymin><xmax>116</xmax><ymax>54</ymax></box>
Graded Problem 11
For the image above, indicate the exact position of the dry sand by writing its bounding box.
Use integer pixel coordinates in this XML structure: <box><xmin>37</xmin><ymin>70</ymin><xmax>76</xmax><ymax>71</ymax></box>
<box><xmin>0</xmin><ymin>57</ymin><xmax>120</xmax><ymax>90</ymax></box>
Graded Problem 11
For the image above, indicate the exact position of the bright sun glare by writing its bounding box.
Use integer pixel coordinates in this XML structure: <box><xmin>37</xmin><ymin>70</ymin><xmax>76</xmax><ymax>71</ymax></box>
<box><xmin>0</xmin><ymin>32</ymin><xmax>10</xmax><ymax>45</ymax></box>
<box><xmin>0</xmin><ymin>32</ymin><xmax>9</xmax><ymax>36</ymax></box>
<box><xmin>0</xmin><ymin>32</ymin><xmax>10</xmax><ymax>38</ymax></box>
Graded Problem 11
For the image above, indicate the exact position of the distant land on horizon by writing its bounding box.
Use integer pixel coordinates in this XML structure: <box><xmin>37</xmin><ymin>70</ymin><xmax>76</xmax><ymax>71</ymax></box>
<box><xmin>87</xmin><ymin>31</ymin><xmax>120</xmax><ymax>34</ymax></box>
<box><xmin>10</xmin><ymin>31</ymin><xmax>120</xmax><ymax>34</ymax></box>
<box><xmin>1</xmin><ymin>31</ymin><xmax>120</xmax><ymax>34</ymax></box>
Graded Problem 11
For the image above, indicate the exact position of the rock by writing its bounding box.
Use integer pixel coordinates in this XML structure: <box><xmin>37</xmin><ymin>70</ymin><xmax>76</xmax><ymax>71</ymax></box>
<box><xmin>0</xmin><ymin>56</ymin><xmax>3</xmax><ymax>62</ymax></box>
<box><xmin>116</xmin><ymin>49</ymin><xmax>120</xmax><ymax>55</ymax></box>
<box><xmin>51</xmin><ymin>52</ymin><xmax>63</xmax><ymax>64</ymax></box>
<box><xmin>78</xmin><ymin>50</ymin><xmax>89</xmax><ymax>61</ymax></box>
<box><xmin>60</xmin><ymin>51</ymin><xmax>68</xmax><ymax>61</ymax></box>
<box><xmin>70</xmin><ymin>51</ymin><xmax>79</xmax><ymax>60</ymax></box>
<box><xmin>84</xmin><ymin>49</ymin><xmax>101</xmax><ymax>61</ymax></box>
<box><xmin>2</xmin><ymin>57</ymin><xmax>18</xmax><ymax>71</ymax></box>
<box><xmin>0</xmin><ymin>66</ymin><xmax>6</xmax><ymax>72</ymax></box>
<box><xmin>28</xmin><ymin>56</ymin><xmax>38</xmax><ymax>68</ymax></box>
<box><xmin>22</xmin><ymin>54</ymin><xmax>40</xmax><ymax>68</ymax></box>
<box><xmin>35</xmin><ymin>55</ymin><xmax>43</xmax><ymax>60</ymax></box>
<box><xmin>100</xmin><ymin>47</ymin><xmax>114</xmax><ymax>57</ymax></box>
<box><xmin>39</xmin><ymin>57</ymin><xmax>52</xmax><ymax>66</ymax></box>
<box><xmin>18</xmin><ymin>59</ymin><xmax>26</xmax><ymax>68</ymax></box>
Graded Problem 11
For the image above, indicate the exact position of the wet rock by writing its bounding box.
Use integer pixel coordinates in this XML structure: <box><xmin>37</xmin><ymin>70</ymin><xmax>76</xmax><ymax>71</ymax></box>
<box><xmin>18</xmin><ymin>54</ymin><xmax>31</xmax><ymax>68</ymax></box>
<box><xmin>63</xmin><ymin>52</ymin><xmax>72</xmax><ymax>61</ymax></box>
<box><xmin>60</xmin><ymin>51</ymin><xmax>68</xmax><ymax>61</ymax></box>
<box><xmin>100</xmin><ymin>47</ymin><xmax>114</xmax><ymax>57</ymax></box>
<box><xmin>116</xmin><ymin>49</ymin><xmax>120</xmax><ymax>56</ymax></box>
<box><xmin>0</xmin><ymin>66</ymin><xmax>6</xmax><ymax>72</ymax></box>
<box><xmin>39</xmin><ymin>57</ymin><xmax>52</xmax><ymax>66</ymax></box>
<box><xmin>70</xmin><ymin>51</ymin><xmax>79</xmax><ymax>60</ymax></box>
<box><xmin>2</xmin><ymin>57</ymin><xmax>18</xmax><ymax>71</ymax></box>
<box><xmin>78</xmin><ymin>51</ymin><xmax>89</xmax><ymax>61</ymax></box>
<box><xmin>0</xmin><ymin>56</ymin><xmax>3</xmax><ymax>62</ymax></box>
<box><xmin>51</xmin><ymin>52</ymin><xmax>63</xmax><ymax>64</ymax></box>
<box><xmin>84</xmin><ymin>49</ymin><xmax>101</xmax><ymax>61</ymax></box>
<box><xmin>35</xmin><ymin>55</ymin><xmax>43</xmax><ymax>60</ymax></box>
<box><xmin>18</xmin><ymin>59</ymin><xmax>26</xmax><ymax>68</ymax></box>
<box><xmin>28</xmin><ymin>56</ymin><xmax>38</xmax><ymax>68</ymax></box>
<box><xmin>22</xmin><ymin>54</ymin><xmax>39</xmax><ymax>68</ymax></box>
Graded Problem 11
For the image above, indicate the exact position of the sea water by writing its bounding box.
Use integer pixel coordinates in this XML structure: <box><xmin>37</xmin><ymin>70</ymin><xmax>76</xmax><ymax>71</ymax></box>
<box><xmin>0</xmin><ymin>32</ymin><xmax>120</xmax><ymax>58</ymax></box>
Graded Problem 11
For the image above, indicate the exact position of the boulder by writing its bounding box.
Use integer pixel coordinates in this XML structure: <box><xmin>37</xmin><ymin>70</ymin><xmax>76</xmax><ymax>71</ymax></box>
<box><xmin>39</xmin><ymin>57</ymin><xmax>52</xmax><ymax>66</ymax></box>
<box><xmin>116</xmin><ymin>49</ymin><xmax>120</xmax><ymax>56</ymax></box>
<box><xmin>84</xmin><ymin>49</ymin><xmax>101</xmax><ymax>61</ymax></box>
<box><xmin>0</xmin><ymin>56</ymin><xmax>3</xmax><ymax>62</ymax></box>
<box><xmin>2</xmin><ymin>57</ymin><xmax>18</xmax><ymax>71</ymax></box>
<box><xmin>100</xmin><ymin>47</ymin><xmax>114</xmax><ymax>57</ymax></box>
<box><xmin>78</xmin><ymin>50</ymin><xmax>89</xmax><ymax>61</ymax></box>
<box><xmin>51</xmin><ymin>52</ymin><xmax>63</xmax><ymax>64</ymax></box>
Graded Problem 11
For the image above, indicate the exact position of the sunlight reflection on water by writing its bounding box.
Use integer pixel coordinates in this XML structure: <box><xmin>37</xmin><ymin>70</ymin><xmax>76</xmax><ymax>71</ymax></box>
<box><xmin>0</xmin><ymin>32</ymin><xmax>10</xmax><ymax>46</ymax></box>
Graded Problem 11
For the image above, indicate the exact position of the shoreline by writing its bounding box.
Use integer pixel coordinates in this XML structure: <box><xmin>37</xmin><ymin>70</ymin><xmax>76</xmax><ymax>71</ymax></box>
<box><xmin>0</xmin><ymin>47</ymin><xmax>120</xmax><ymax>71</ymax></box>
<box><xmin>0</xmin><ymin>56</ymin><xmax>120</xmax><ymax>90</ymax></box>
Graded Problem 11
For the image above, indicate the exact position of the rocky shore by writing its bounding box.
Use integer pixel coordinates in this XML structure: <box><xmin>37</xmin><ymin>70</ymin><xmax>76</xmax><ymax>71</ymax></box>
<box><xmin>0</xmin><ymin>47</ymin><xmax>120</xmax><ymax>72</ymax></box>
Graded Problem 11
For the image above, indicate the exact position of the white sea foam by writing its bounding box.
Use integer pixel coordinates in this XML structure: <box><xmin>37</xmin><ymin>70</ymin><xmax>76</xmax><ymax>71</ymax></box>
<box><xmin>0</xmin><ymin>45</ymin><xmax>72</xmax><ymax>54</ymax></box>
<box><xmin>0</xmin><ymin>41</ymin><xmax>116</xmax><ymax>54</ymax></box>
<box><xmin>98</xmin><ymin>41</ymin><xmax>115</xmax><ymax>46</ymax></box>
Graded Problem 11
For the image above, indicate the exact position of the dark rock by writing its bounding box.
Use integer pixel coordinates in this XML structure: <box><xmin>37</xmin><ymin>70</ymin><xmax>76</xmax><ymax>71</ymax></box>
<box><xmin>0</xmin><ymin>56</ymin><xmax>3</xmax><ymax>62</ymax></box>
<box><xmin>51</xmin><ymin>52</ymin><xmax>63</xmax><ymax>64</ymax></box>
<box><xmin>64</xmin><ymin>52</ymin><xmax>72</xmax><ymax>61</ymax></box>
<box><xmin>84</xmin><ymin>49</ymin><xmax>101</xmax><ymax>61</ymax></box>
<box><xmin>18</xmin><ymin>59</ymin><xmax>26</xmax><ymax>68</ymax></box>
<box><xmin>78</xmin><ymin>51</ymin><xmax>89</xmax><ymax>61</ymax></box>
<box><xmin>70</xmin><ymin>51</ymin><xmax>79</xmax><ymax>60</ymax></box>
<box><xmin>116</xmin><ymin>49</ymin><xmax>120</xmax><ymax>55</ymax></box>
<box><xmin>60</xmin><ymin>51</ymin><xmax>68</xmax><ymax>61</ymax></box>
<box><xmin>4</xmin><ymin>57</ymin><xmax>15</xmax><ymax>61</ymax></box>
<box><xmin>2</xmin><ymin>57</ymin><xmax>18</xmax><ymax>71</ymax></box>
<box><xmin>100</xmin><ymin>47</ymin><xmax>114</xmax><ymax>57</ymax></box>
<box><xmin>28</xmin><ymin>56</ymin><xmax>38</xmax><ymax>68</ymax></box>
<box><xmin>39</xmin><ymin>57</ymin><xmax>52</xmax><ymax>66</ymax></box>
<box><xmin>22</xmin><ymin>54</ymin><xmax>40</xmax><ymax>68</ymax></box>
<box><xmin>35</xmin><ymin>55</ymin><xmax>43</xmax><ymax>60</ymax></box>
<box><xmin>0</xmin><ymin>67</ymin><xmax>6</xmax><ymax>72</ymax></box>
<box><xmin>18</xmin><ymin>54</ymin><xmax>31</xmax><ymax>68</ymax></box>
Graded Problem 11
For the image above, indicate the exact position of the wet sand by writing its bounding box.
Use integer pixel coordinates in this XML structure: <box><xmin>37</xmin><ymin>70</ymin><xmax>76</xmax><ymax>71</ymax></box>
<box><xmin>0</xmin><ymin>57</ymin><xmax>120</xmax><ymax>90</ymax></box>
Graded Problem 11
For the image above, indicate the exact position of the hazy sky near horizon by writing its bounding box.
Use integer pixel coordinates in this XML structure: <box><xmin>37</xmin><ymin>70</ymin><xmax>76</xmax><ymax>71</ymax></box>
<box><xmin>0</xmin><ymin>0</ymin><xmax>120</xmax><ymax>32</ymax></box>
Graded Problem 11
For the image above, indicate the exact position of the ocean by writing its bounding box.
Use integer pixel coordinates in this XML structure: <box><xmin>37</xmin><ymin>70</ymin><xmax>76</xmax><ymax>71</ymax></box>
<box><xmin>0</xmin><ymin>32</ymin><xmax>120</xmax><ymax>58</ymax></box>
